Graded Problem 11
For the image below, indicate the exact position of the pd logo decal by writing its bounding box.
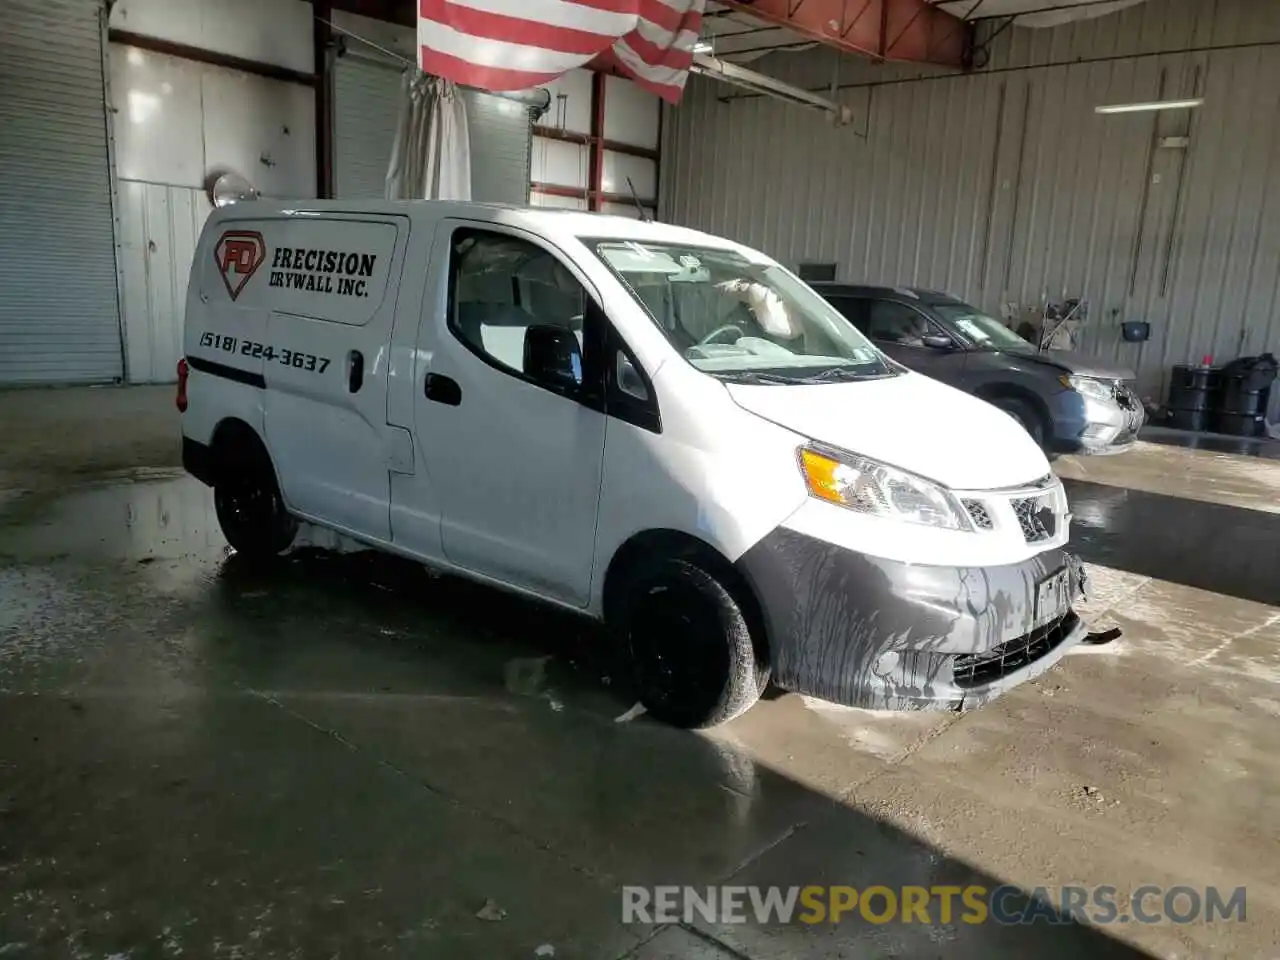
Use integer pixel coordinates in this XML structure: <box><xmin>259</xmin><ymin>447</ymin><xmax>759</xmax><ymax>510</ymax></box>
<box><xmin>215</xmin><ymin>231</ymin><xmax>266</xmax><ymax>300</ymax></box>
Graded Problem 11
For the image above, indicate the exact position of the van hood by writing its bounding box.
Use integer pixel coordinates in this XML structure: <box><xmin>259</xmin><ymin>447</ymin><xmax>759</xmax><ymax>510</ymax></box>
<box><xmin>994</xmin><ymin>345</ymin><xmax>1136</xmax><ymax>381</ymax></box>
<box><xmin>725</xmin><ymin>372</ymin><xmax>1050</xmax><ymax>491</ymax></box>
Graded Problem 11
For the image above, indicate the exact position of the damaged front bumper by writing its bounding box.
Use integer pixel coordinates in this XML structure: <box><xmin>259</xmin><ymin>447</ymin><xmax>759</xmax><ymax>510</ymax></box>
<box><xmin>736</xmin><ymin>528</ymin><xmax>1089</xmax><ymax>711</ymax></box>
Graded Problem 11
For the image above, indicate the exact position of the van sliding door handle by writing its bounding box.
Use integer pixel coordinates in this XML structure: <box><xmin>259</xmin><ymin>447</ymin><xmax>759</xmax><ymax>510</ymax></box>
<box><xmin>425</xmin><ymin>373</ymin><xmax>461</xmax><ymax>406</ymax></box>
<box><xmin>347</xmin><ymin>350</ymin><xmax>364</xmax><ymax>393</ymax></box>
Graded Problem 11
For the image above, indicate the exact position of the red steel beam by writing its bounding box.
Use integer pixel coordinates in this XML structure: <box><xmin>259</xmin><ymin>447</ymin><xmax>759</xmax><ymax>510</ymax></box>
<box><xmin>713</xmin><ymin>0</ymin><xmax>971</xmax><ymax>68</ymax></box>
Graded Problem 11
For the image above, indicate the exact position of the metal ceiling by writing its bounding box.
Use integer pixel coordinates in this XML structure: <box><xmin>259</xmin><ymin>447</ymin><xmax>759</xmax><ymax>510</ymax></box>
<box><xmin>701</xmin><ymin>0</ymin><xmax>1149</xmax><ymax>65</ymax></box>
<box><xmin>931</xmin><ymin>0</ymin><xmax>1148</xmax><ymax>28</ymax></box>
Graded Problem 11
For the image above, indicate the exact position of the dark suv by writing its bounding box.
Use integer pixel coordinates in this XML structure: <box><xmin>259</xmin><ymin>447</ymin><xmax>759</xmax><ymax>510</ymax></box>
<box><xmin>813</xmin><ymin>283</ymin><xmax>1144</xmax><ymax>455</ymax></box>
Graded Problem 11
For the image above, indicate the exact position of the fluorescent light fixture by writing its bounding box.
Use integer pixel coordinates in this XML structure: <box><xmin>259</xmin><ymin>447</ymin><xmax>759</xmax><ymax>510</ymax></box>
<box><xmin>692</xmin><ymin>40</ymin><xmax>713</xmax><ymax>53</ymax></box>
<box><xmin>1095</xmin><ymin>98</ymin><xmax>1204</xmax><ymax>114</ymax></box>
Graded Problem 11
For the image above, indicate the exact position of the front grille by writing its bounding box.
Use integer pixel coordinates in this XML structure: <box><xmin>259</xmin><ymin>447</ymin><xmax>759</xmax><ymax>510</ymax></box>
<box><xmin>952</xmin><ymin>611</ymin><xmax>1079</xmax><ymax>689</ymax></box>
<box><xmin>1012</xmin><ymin>495</ymin><xmax>1055</xmax><ymax>543</ymax></box>
<box><xmin>962</xmin><ymin>499</ymin><xmax>993</xmax><ymax>530</ymax></box>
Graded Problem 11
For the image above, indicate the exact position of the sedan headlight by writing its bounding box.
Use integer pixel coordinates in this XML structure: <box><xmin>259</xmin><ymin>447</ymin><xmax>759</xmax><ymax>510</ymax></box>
<box><xmin>799</xmin><ymin>446</ymin><xmax>971</xmax><ymax>531</ymax></box>
<box><xmin>1062</xmin><ymin>374</ymin><xmax>1115</xmax><ymax>402</ymax></box>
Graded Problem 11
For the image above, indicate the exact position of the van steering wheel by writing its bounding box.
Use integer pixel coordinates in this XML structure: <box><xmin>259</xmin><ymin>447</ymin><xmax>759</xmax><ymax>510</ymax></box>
<box><xmin>698</xmin><ymin>324</ymin><xmax>744</xmax><ymax>346</ymax></box>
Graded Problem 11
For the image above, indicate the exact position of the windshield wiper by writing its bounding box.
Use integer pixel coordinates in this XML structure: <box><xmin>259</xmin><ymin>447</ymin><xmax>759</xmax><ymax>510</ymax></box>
<box><xmin>714</xmin><ymin>371</ymin><xmax>797</xmax><ymax>385</ymax></box>
<box><xmin>798</xmin><ymin>366</ymin><xmax>894</xmax><ymax>383</ymax></box>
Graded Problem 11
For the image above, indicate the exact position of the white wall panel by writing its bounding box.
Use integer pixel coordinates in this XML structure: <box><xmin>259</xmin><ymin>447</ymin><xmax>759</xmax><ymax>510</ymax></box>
<box><xmin>531</xmin><ymin>191</ymin><xmax>587</xmax><ymax>210</ymax></box>
<box><xmin>602</xmin><ymin>151</ymin><xmax>656</xmax><ymax>202</ymax></box>
<box><xmin>109</xmin><ymin>46</ymin><xmax>205</xmax><ymax>187</ymax></box>
<box><xmin>110</xmin><ymin>44</ymin><xmax>315</xmax><ymax>197</ymax></box>
<box><xmin>662</xmin><ymin>0</ymin><xmax>1280</xmax><ymax>416</ymax></box>
<box><xmin>538</xmin><ymin>69</ymin><xmax>593</xmax><ymax>134</ymax></box>
<box><xmin>109</xmin><ymin>0</ymin><xmax>313</xmax><ymax>74</ymax></box>
<box><xmin>330</xmin><ymin>11</ymin><xmax>416</xmax><ymax>63</ymax></box>
<box><xmin>203</xmin><ymin>67</ymin><xmax>315</xmax><ymax>198</ymax></box>
<box><xmin>603</xmin><ymin>74</ymin><xmax>659</xmax><ymax>148</ymax></box>
<box><xmin>118</xmin><ymin>182</ymin><xmax>212</xmax><ymax>383</ymax></box>
<box><xmin>532</xmin><ymin>136</ymin><xmax>589</xmax><ymax>188</ymax></box>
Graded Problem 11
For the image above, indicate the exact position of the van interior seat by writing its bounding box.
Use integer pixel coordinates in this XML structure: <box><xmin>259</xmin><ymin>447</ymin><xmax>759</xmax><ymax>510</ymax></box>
<box><xmin>456</xmin><ymin>301</ymin><xmax>583</xmax><ymax>375</ymax></box>
<box><xmin>457</xmin><ymin>302</ymin><xmax>536</xmax><ymax>371</ymax></box>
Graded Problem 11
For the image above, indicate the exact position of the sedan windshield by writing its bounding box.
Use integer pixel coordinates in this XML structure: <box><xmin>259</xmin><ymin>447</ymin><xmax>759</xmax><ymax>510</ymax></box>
<box><xmin>589</xmin><ymin>240</ymin><xmax>894</xmax><ymax>384</ymax></box>
<box><xmin>932</xmin><ymin>303</ymin><xmax>1033</xmax><ymax>350</ymax></box>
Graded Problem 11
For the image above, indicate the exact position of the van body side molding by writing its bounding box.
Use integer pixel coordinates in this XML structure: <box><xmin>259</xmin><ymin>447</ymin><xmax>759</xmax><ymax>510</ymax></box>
<box><xmin>187</xmin><ymin>356</ymin><xmax>267</xmax><ymax>389</ymax></box>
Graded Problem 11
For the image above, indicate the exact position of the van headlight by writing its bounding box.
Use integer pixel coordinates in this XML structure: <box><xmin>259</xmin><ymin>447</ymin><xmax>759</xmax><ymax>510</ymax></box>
<box><xmin>1062</xmin><ymin>374</ymin><xmax>1115</xmax><ymax>402</ymax></box>
<box><xmin>798</xmin><ymin>446</ymin><xmax>971</xmax><ymax>531</ymax></box>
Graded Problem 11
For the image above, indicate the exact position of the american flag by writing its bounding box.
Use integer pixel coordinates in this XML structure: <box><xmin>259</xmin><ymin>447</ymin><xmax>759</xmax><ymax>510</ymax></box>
<box><xmin>417</xmin><ymin>0</ymin><xmax>705</xmax><ymax>103</ymax></box>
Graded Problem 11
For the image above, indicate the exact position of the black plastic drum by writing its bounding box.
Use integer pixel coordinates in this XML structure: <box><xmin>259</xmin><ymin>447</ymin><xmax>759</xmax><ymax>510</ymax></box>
<box><xmin>1213</xmin><ymin>373</ymin><xmax>1268</xmax><ymax>436</ymax></box>
<box><xmin>1167</xmin><ymin>365</ymin><xmax>1219</xmax><ymax>431</ymax></box>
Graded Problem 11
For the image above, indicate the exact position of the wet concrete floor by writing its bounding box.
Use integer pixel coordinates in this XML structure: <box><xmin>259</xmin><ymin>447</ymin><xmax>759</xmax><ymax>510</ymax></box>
<box><xmin>1</xmin><ymin>389</ymin><xmax>1278</xmax><ymax>959</ymax></box>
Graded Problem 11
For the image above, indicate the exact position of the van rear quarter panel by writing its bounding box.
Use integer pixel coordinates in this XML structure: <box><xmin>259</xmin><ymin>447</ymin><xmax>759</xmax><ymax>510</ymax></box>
<box><xmin>183</xmin><ymin>213</ymin><xmax>406</xmax><ymax>524</ymax></box>
<box><xmin>182</xmin><ymin>220</ymin><xmax>271</xmax><ymax>446</ymax></box>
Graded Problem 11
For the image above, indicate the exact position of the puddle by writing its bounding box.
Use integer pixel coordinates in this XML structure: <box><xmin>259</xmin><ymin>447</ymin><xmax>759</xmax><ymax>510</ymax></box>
<box><xmin>0</xmin><ymin>476</ymin><xmax>226</xmax><ymax>564</ymax></box>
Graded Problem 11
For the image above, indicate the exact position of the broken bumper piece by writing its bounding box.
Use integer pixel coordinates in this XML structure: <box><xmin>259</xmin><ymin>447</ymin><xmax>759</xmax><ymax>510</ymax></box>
<box><xmin>735</xmin><ymin>528</ymin><xmax>1089</xmax><ymax>711</ymax></box>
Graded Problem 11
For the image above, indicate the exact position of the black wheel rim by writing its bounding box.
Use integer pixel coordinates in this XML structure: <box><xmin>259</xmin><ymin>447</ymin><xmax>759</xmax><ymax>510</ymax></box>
<box><xmin>218</xmin><ymin>476</ymin><xmax>275</xmax><ymax>535</ymax></box>
<box><xmin>627</xmin><ymin>579</ymin><xmax>727</xmax><ymax>719</ymax></box>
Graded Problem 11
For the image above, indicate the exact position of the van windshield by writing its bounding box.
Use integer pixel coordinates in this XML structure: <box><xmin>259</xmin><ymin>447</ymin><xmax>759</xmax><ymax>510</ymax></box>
<box><xmin>589</xmin><ymin>240</ymin><xmax>894</xmax><ymax>384</ymax></box>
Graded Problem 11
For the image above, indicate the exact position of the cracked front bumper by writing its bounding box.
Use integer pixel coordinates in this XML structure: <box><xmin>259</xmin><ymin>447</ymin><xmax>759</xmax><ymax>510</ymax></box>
<box><xmin>736</xmin><ymin>528</ymin><xmax>1088</xmax><ymax>711</ymax></box>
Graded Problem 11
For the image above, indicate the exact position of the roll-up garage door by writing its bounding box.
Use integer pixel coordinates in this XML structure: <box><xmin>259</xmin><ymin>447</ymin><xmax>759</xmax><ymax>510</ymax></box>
<box><xmin>334</xmin><ymin>54</ymin><xmax>532</xmax><ymax>204</ymax></box>
<box><xmin>0</xmin><ymin>0</ymin><xmax>123</xmax><ymax>384</ymax></box>
<box><xmin>458</xmin><ymin>89</ymin><xmax>531</xmax><ymax>206</ymax></box>
<box><xmin>334</xmin><ymin>55</ymin><xmax>402</xmax><ymax>199</ymax></box>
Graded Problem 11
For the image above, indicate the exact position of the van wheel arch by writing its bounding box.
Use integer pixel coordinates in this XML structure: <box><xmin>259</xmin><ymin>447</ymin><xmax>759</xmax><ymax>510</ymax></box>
<box><xmin>603</xmin><ymin>531</ymin><xmax>763</xmax><ymax>640</ymax></box>
<box><xmin>603</xmin><ymin>530</ymin><xmax>772</xmax><ymax>727</ymax></box>
<box><xmin>210</xmin><ymin>418</ymin><xmax>270</xmax><ymax>479</ymax></box>
<box><xmin>209</xmin><ymin>418</ymin><xmax>296</xmax><ymax>558</ymax></box>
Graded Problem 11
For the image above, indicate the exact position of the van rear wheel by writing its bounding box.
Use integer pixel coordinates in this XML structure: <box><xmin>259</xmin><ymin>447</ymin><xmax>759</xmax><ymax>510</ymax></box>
<box><xmin>618</xmin><ymin>558</ymin><xmax>768</xmax><ymax>729</ymax></box>
<box><xmin>213</xmin><ymin>447</ymin><xmax>297</xmax><ymax>560</ymax></box>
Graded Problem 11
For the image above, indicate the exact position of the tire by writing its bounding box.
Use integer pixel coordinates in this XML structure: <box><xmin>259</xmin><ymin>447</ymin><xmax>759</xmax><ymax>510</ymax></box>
<box><xmin>213</xmin><ymin>442</ymin><xmax>297</xmax><ymax>560</ymax></box>
<box><xmin>994</xmin><ymin>396</ymin><xmax>1048</xmax><ymax>451</ymax></box>
<box><xmin>617</xmin><ymin>557</ymin><xmax>768</xmax><ymax>729</ymax></box>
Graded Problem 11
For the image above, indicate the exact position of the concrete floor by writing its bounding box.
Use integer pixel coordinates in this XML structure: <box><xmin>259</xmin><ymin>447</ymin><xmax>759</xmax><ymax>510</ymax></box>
<box><xmin>1</xmin><ymin>386</ymin><xmax>1278</xmax><ymax>959</ymax></box>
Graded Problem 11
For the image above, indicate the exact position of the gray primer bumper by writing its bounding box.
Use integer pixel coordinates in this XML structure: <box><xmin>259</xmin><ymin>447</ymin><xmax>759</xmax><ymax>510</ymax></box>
<box><xmin>735</xmin><ymin>528</ymin><xmax>1088</xmax><ymax>711</ymax></box>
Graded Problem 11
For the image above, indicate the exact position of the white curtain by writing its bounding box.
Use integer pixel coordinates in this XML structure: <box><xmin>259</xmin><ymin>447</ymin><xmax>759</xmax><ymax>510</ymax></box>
<box><xmin>385</xmin><ymin>72</ymin><xmax>471</xmax><ymax>201</ymax></box>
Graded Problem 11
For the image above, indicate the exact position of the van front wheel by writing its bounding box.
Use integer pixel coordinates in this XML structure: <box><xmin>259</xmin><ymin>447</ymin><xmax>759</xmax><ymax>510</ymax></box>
<box><xmin>619</xmin><ymin>558</ymin><xmax>768</xmax><ymax>729</ymax></box>
<box><xmin>214</xmin><ymin>449</ymin><xmax>297</xmax><ymax>560</ymax></box>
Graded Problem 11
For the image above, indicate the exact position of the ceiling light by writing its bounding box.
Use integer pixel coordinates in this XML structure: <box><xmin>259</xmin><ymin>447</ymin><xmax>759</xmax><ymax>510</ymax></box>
<box><xmin>1094</xmin><ymin>98</ymin><xmax>1204</xmax><ymax>114</ymax></box>
<box><xmin>692</xmin><ymin>40</ymin><xmax>713</xmax><ymax>53</ymax></box>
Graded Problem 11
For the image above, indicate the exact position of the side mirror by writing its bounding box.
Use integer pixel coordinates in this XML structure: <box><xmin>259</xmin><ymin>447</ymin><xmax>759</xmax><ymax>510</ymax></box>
<box><xmin>921</xmin><ymin>334</ymin><xmax>955</xmax><ymax>351</ymax></box>
<box><xmin>616</xmin><ymin>352</ymin><xmax>649</xmax><ymax>401</ymax></box>
<box><xmin>523</xmin><ymin>324</ymin><xmax>582</xmax><ymax>393</ymax></box>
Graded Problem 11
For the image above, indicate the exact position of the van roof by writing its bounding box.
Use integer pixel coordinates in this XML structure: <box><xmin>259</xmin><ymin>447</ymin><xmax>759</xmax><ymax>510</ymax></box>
<box><xmin>207</xmin><ymin>199</ymin><xmax>744</xmax><ymax>252</ymax></box>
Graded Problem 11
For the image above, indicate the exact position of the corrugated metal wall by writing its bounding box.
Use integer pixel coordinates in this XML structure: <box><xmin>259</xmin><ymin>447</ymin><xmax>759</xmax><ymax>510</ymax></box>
<box><xmin>662</xmin><ymin>0</ymin><xmax>1280</xmax><ymax>412</ymax></box>
<box><xmin>0</xmin><ymin>0</ymin><xmax>122</xmax><ymax>384</ymax></box>
<box><xmin>116</xmin><ymin>181</ymin><xmax>211</xmax><ymax>384</ymax></box>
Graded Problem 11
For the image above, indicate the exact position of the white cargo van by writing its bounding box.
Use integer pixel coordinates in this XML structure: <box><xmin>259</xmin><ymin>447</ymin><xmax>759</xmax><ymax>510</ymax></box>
<box><xmin>179</xmin><ymin>201</ymin><xmax>1087</xmax><ymax>728</ymax></box>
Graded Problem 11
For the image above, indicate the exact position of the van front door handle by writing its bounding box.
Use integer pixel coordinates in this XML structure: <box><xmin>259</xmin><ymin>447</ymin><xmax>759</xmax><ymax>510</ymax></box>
<box><xmin>347</xmin><ymin>350</ymin><xmax>364</xmax><ymax>393</ymax></box>
<box><xmin>425</xmin><ymin>373</ymin><xmax>461</xmax><ymax>406</ymax></box>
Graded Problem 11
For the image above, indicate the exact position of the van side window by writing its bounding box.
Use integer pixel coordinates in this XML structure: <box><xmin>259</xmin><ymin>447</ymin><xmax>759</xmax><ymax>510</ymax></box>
<box><xmin>449</xmin><ymin>229</ymin><xmax>588</xmax><ymax>376</ymax></box>
<box><xmin>867</xmin><ymin>300</ymin><xmax>940</xmax><ymax>346</ymax></box>
<box><xmin>822</xmin><ymin>296</ymin><xmax>869</xmax><ymax>334</ymax></box>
